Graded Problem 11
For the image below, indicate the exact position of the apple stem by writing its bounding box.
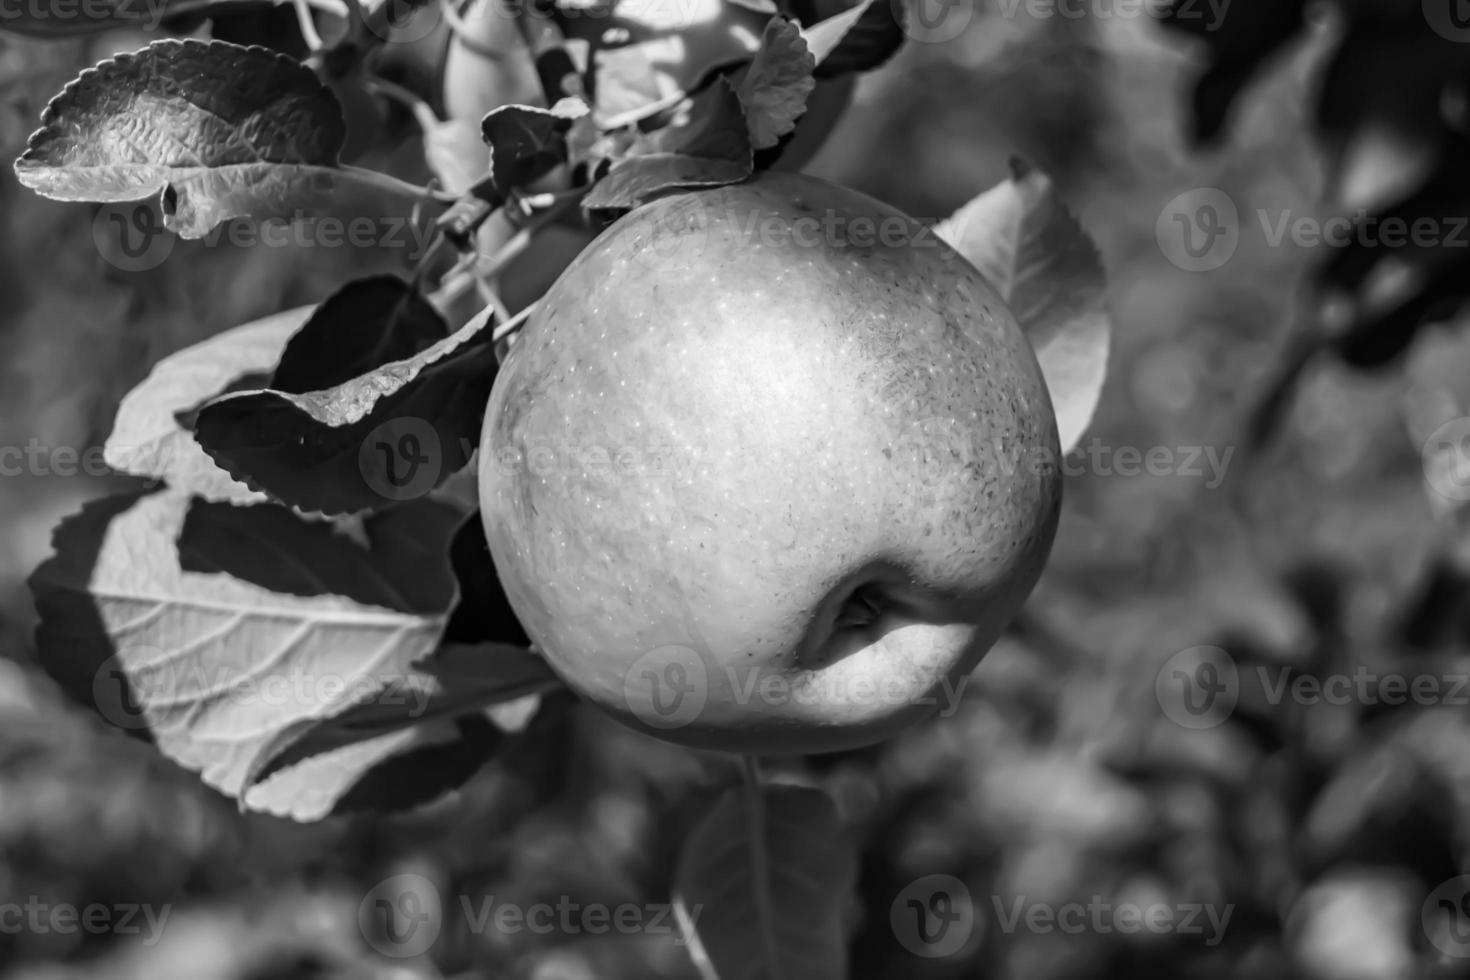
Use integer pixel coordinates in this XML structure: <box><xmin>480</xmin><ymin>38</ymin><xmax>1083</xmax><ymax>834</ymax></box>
<box><xmin>741</xmin><ymin>756</ymin><xmax>783</xmax><ymax>980</ymax></box>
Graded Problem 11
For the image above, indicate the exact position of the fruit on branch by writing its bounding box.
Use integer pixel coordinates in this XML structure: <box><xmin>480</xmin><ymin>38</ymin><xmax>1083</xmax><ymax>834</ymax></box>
<box><xmin>479</xmin><ymin>171</ymin><xmax>1061</xmax><ymax>754</ymax></box>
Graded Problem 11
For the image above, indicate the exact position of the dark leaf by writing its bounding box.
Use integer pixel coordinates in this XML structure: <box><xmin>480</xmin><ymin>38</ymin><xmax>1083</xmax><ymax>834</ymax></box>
<box><xmin>444</xmin><ymin>511</ymin><xmax>532</xmax><ymax>646</ymax></box>
<box><xmin>193</xmin><ymin>306</ymin><xmax>498</xmax><ymax>515</ymax></box>
<box><xmin>798</xmin><ymin>0</ymin><xmax>904</xmax><ymax>78</ymax></box>
<box><xmin>674</xmin><ymin>783</ymin><xmax>856</xmax><ymax>980</ymax></box>
<box><xmin>481</xmin><ymin>100</ymin><xmax>588</xmax><ymax>198</ymax></box>
<box><xmin>271</xmin><ymin>276</ymin><xmax>450</xmax><ymax>394</ymax></box>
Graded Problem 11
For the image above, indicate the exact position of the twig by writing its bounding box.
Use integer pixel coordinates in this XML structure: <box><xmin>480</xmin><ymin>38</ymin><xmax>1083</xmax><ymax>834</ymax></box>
<box><xmin>741</xmin><ymin>756</ymin><xmax>782</xmax><ymax>980</ymax></box>
<box><xmin>338</xmin><ymin>165</ymin><xmax>457</xmax><ymax>203</ymax></box>
<box><xmin>365</xmin><ymin>75</ymin><xmax>441</xmax><ymax>132</ymax></box>
<box><xmin>291</xmin><ymin>0</ymin><xmax>326</xmax><ymax>50</ymax></box>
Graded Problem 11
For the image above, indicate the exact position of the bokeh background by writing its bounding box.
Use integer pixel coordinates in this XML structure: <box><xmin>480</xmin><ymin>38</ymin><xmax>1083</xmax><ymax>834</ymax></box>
<box><xmin>4</xmin><ymin>2</ymin><xmax>1470</xmax><ymax>978</ymax></box>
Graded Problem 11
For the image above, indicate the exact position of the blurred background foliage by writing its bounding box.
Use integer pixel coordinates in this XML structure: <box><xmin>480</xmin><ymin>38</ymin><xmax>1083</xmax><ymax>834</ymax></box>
<box><xmin>4</xmin><ymin>1</ymin><xmax>1470</xmax><ymax>978</ymax></box>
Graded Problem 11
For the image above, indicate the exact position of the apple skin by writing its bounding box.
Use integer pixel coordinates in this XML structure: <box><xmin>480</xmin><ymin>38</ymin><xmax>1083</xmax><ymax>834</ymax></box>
<box><xmin>478</xmin><ymin>171</ymin><xmax>1061</xmax><ymax>754</ymax></box>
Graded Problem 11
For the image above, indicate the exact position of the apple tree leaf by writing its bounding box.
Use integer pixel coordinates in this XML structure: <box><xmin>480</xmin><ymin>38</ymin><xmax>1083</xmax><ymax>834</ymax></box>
<box><xmin>583</xmin><ymin>79</ymin><xmax>753</xmax><ymax>210</ymax></box>
<box><xmin>934</xmin><ymin>158</ymin><xmax>1110</xmax><ymax>454</ymax></box>
<box><xmin>443</xmin><ymin>510</ymin><xmax>532</xmax><ymax>647</ymax></box>
<box><xmin>270</xmin><ymin>276</ymin><xmax>449</xmax><ymax>393</ymax></box>
<box><xmin>27</xmin><ymin>489</ymin><xmax>478</xmax><ymax>808</ymax></box>
<box><xmin>798</xmin><ymin>0</ymin><xmax>904</xmax><ymax>77</ymax></box>
<box><xmin>105</xmin><ymin>305</ymin><xmax>313</xmax><ymax>505</ymax></box>
<box><xmin>244</xmin><ymin>714</ymin><xmax>503</xmax><ymax>820</ymax></box>
<box><xmin>736</xmin><ymin>17</ymin><xmax>816</xmax><ymax>151</ymax></box>
<box><xmin>481</xmin><ymin>100</ymin><xmax>588</xmax><ymax>198</ymax></box>
<box><xmin>13</xmin><ymin>39</ymin><xmax>344</xmax><ymax>238</ymax></box>
<box><xmin>193</xmin><ymin>305</ymin><xmax>499</xmax><ymax>516</ymax></box>
<box><xmin>674</xmin><ymin>783</ymin><xmax>856</xmax><ymax>980</ymax></box>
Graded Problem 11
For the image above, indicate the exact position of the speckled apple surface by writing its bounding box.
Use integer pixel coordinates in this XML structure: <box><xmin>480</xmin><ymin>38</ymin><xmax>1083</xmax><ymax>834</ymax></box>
<box><xmin>479</xmin><ymin>171</ymin><xmax>1062</xmax><ymax>754</ymax></box>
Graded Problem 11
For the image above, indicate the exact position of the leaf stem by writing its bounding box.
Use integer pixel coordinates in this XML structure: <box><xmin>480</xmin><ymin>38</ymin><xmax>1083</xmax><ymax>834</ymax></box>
<box><xmin>292</xmin><ymin>0</ymin><xmax>326</xmax><ymax>51</ymax></box>
<box><xmin>741</xmin><ymin>756</ymin><xmax>783</xmax><ymax>980</ymax></box>
<box><xmin>366</xmin><ymin>75</ymin><xmax>441</xmax><ymax>133</ymax></box>
<box><xmin>337</xmin><ymin>165</ymin><xmax>455</xmax><ymax>203</ymax></box>
<box><xmin>490</xmin><ymin>303</ymin><xmax>534</xmax><ymax>344</ymax></box>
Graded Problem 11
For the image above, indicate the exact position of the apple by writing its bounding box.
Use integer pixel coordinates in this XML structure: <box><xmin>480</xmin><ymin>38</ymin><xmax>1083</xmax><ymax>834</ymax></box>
<box><xmin>478</xmin><ymin>171</ymin><xmax>1061</xmax><ymax>754</ymax></box>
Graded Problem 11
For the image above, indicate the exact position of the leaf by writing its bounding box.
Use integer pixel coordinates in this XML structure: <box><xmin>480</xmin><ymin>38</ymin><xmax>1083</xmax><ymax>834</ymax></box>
<box><xmin>28</xmin><ymin>490</ymin><xmax>467</xmax><ymax>805</ymax></box>
<box><xmin>674</xmin><ymin>783</ymin><xmax>856</xmax><ymax>980</ymax></box>
<box><xmin>244</xmin><ymin>714</ymin><xmax>502</xmax><ymax>820</ymax></box>
<box><xmin>105</xmin><ymin>305</ymin><xmax>313</xmax><ymax>504</ymax></box>
<box><xmin>798</xmin><ymin>0</ymin><xmax>904</xmax><ymax>77</ymax></box>
<box><xmin>583</xmin><ymin>79</ymin><xmax>753</xmax><ymax>210</ymax></box>
<box><xmin>193</xmin><ymin>305</ymin><xmax>499</xmax><ymax>515</ymax></box>
<box><xmin>482</xmin><ymin>100</ymin><xmax>587</xmax><ymax>197</ymax></box>
<box><xmin>737</xmin><ymin>18</ymin><xmax>816</xmax><ymax>151</ymax></box>
<box><xmin>241</xmin><ymin>641</ymin><xmax>559</xmax><ymax>804</ymax></box>
<box><xmin>934</xmin><ymin>159</ymin><xmax>1110</xmax><ymax>453</ymax></box>
<box><xmin>1157</xmin><ymin>0</ymin><xmax>1308</xmax><ymax>145</ymax></box>
<box><xmin>14</xmin><ymin>39</ymin><xmax>344</xmax><ymax>238</ymax></box>
<box><xmin>271</xmin><ymin>276</ymin><xmax>449</xmax><ymax>394</ymax></box>
<box><xmin>443</xmin><ymin>510</ymin><xmax>532</xmax><ymax>646</ymax></box>
<box><xmin>583</xmin><ymin>154</ymin><xmax>752</xmax><ymax>211</ymax></box>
